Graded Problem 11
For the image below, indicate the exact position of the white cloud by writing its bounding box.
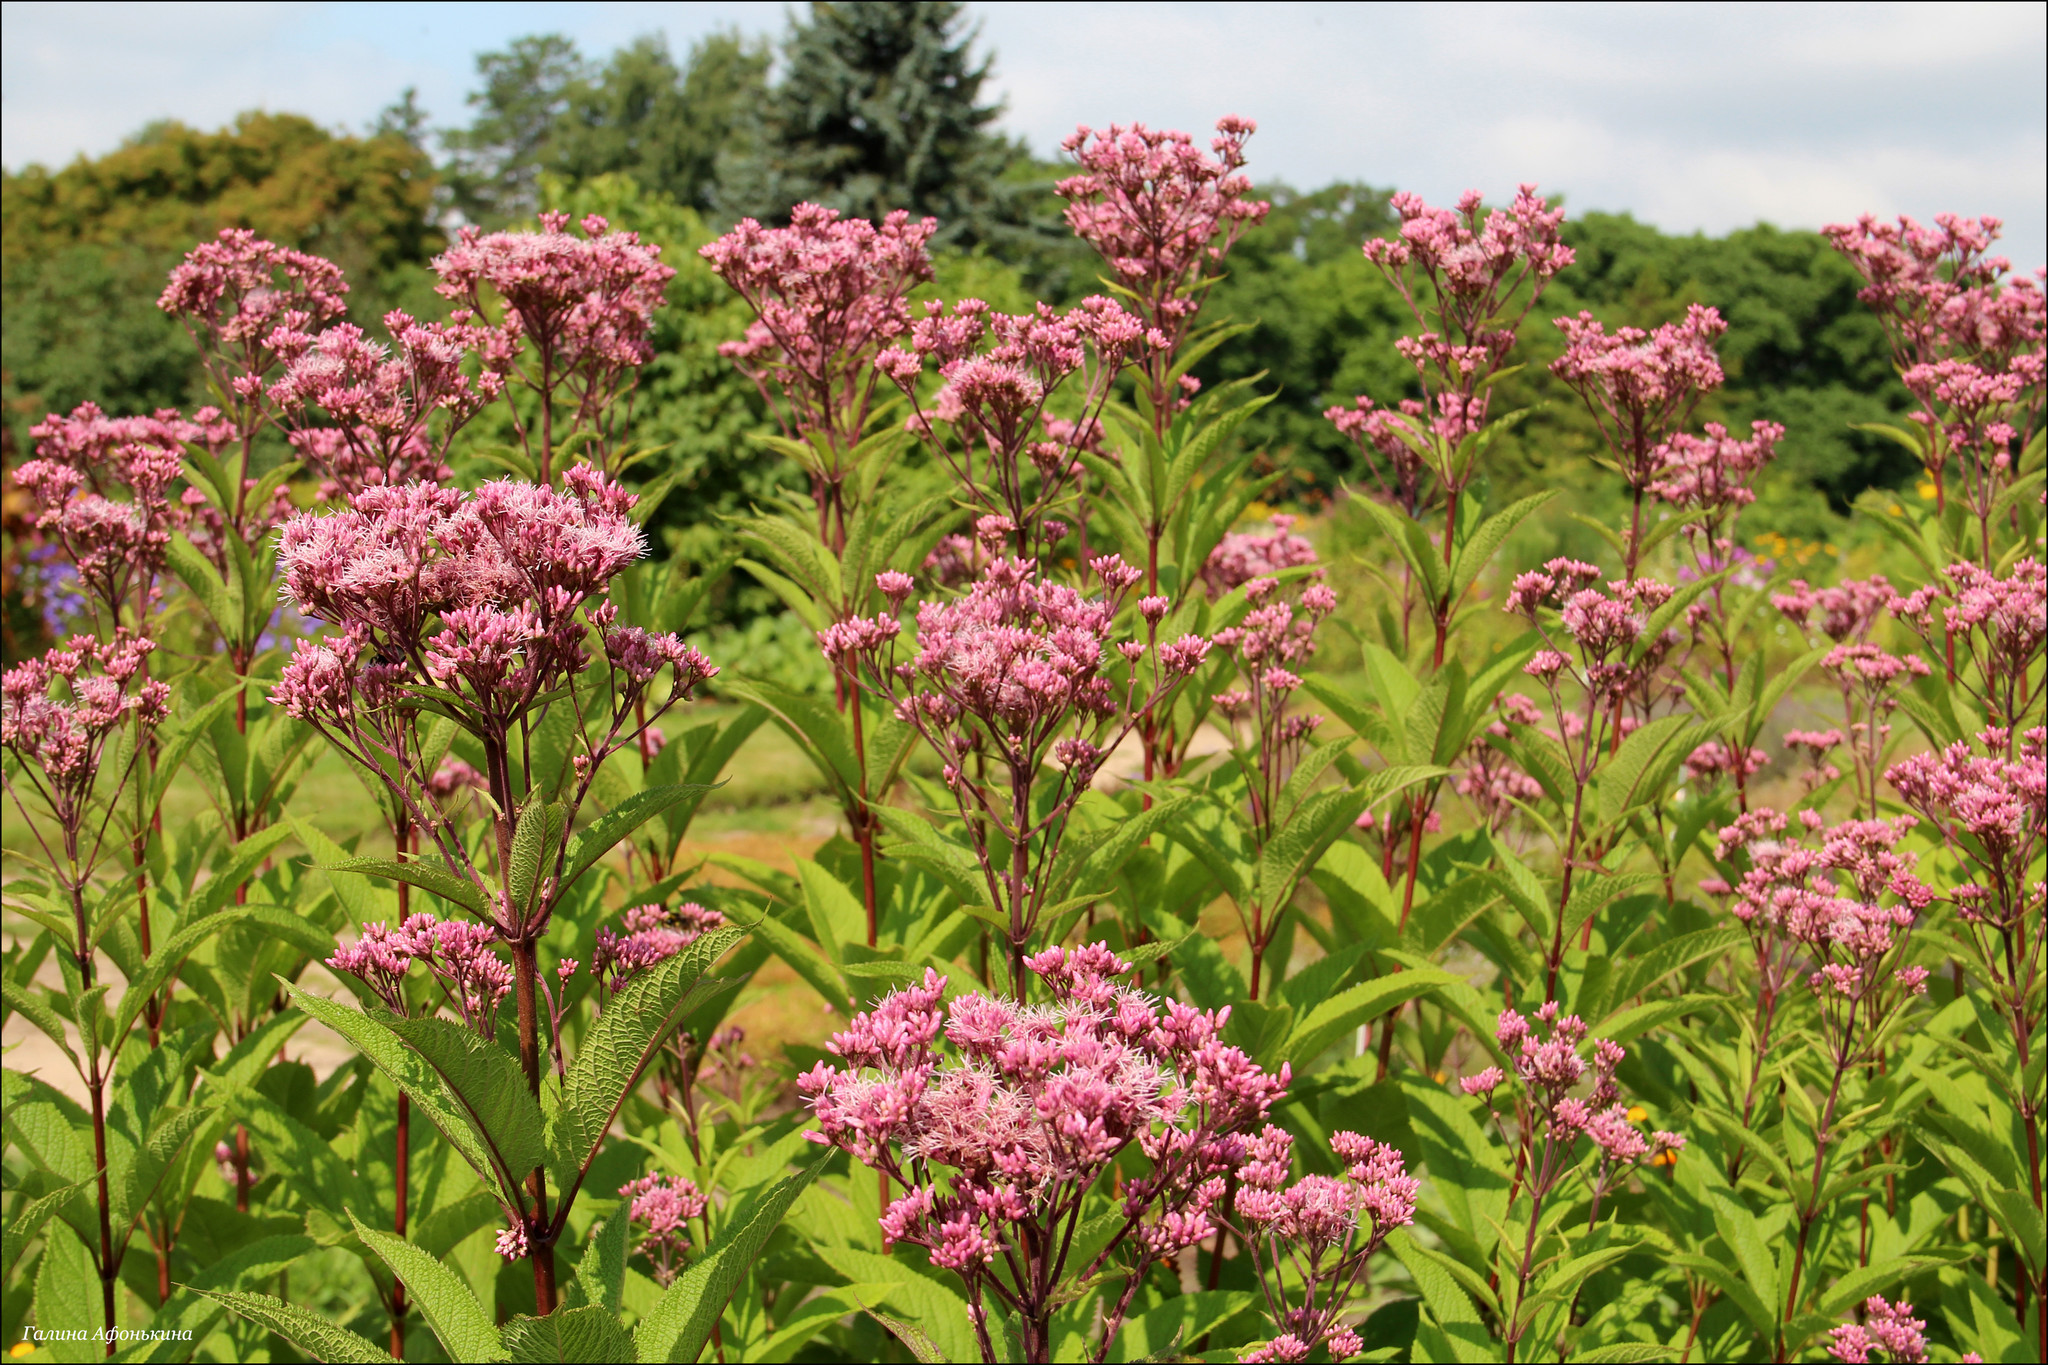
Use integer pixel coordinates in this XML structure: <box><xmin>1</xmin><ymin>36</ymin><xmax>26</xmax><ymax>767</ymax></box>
<box><xmin>3</xmin><ymin>0</ymin><xmax>2041</xmax><ymax>265</ymax></box>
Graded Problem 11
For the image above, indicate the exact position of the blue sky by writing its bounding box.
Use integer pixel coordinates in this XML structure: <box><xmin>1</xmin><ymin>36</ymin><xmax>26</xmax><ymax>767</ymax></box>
<box><xmin>4</xmin><ymin>1</ymin><xmax>2043</xmax><ymax>268</ymax></box>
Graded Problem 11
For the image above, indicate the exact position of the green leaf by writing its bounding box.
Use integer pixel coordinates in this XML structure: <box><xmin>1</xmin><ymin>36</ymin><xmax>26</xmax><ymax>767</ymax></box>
<box><xmin>858</xmin><ymin>1306</ymin><xmax>947</xmax><ymax>1364</ymax></box>
<box><xmin>196</xmin><ymin>1287</ymin><xmax>397</xmax><ymax>1363</ymax></box>
<box><xmin>1450</xmin><ymin>492</ymin><xmax>1553</xmax><ymax>604</ymax></box>
<box><xmin>3</xmin><ymin>977</ymin><xmax>80</xmax><ymax>1074</ymax></box>
<box><xmin>1817</xmin><ymin>1255</ymin><xmax>1958</xmax><ymax>1318</ymax></box>
<box><xmin>745</xmin><ymin>911</ymin><xmax>852</xmax><ymax>1015</ymax></box>
<box><xmin>348</xmin><ymin>1212</ymin><xmax>504</xmax><ymax>1361</ymax></box>
<box><xmin>1596</xmin><ymin>714</ymin><xmax>1698</xmax><ymax>827</ymax></box>
<box><xmin>1668</xmin><ymin>1252</ymin><xmax>1771</xmax><ymax>1336</ymax></box>
<box><xmin>321</xmin><ymin>855</ymin><xmax>490</xmax><ymax>919</ymax></box>
<box><xmin>2</xmin><ymin>1179</ymin><xmax>87</xmax><ymax>1284</ymax></box>
<box><xmin>635</xmin><ymin>1153</ymin><xmax>829</xmax><ymax>1363</ymax></box>
<box><xmin>818</xmin><ymin>1246</ymin><xmax>981</xmax><ymax>1365</ymax></box>
<box><xmin>1389</xmin><ymin>1229</ymin><xmax>1491</xmax><ymax>1363</ymax></box>
<box><xmin>575</xmin><ymin>1213</ymin><xmax>632</xmax><ymax>1316</ymax></box>
<box><xmin>1285</xmin><ymin>968</ymin><xmax>1455</xmax><ymax>1066</ymax></box>
<box><xmin>124</xmin><ymin>1235</ymin><xmax>317</xmax><ymax>1362</ymax></box>
<box><xmin>387</xmin><ymin>1015</ymin><xmax>546</xmax><ymax>1192</ymax></box>
<box><xmin>561</xmin><ymin>784</ymin><xmax>712</xmax><ymax>891</ymax></box>
<box><xmin>508</xmin><ymin>801</ymin><xmax>561</xmax><ymax>915</ymax></box>
<box><xmin>166</xmin><ymin>533</ymin><xmax>235</xmax><ymax>636</ymax></box>
<box><xmin>720</xmin><ymin>679</ymin><xmax>859</xmax><ymax>794</ymax></box>
<box><xmin>548</xmin><ymin>929</ymin><xmax>742</xmax><ymax>1203</ymax></box>
<box><xmin>1575</xmin><ymin>1346</ymin><xmax>1677</xmax><ymax>1363</ymax></box>
<box><xmin>1104</xmin><ymin>1290</ymin><xmax>1257</xmax><ymax>1361</ymax></box>
<box><xmin>282</xmin><ymin>985</ymin><xmax>509</xmax><ymax>1208</ymax></box>
<box><xmin>191</xmin><ymin>823</ymin><xmax>296</xmax><ymax>919</ymax></box>
<box><xmin>112</xmin><ymin>904</ymin><xmax>271</xmax><ymax>1043</ymax></box>
<box><xmin>501</xmin><ymin>1307</ymin><xmax>635</xmax><ymax>1363</ymax></box>
<box><xmin>1594</xmin><ymin>994</ymin><xmax>1718</xmax><ymax>1045</ymax></box>
<box><xmin>1706</xmin><ymin>1187</ymin><xmax>1778</xmax><ymax>1317</ymax></box>
<box><xmin>34</xmin><ymin>1222</ymin><xmax>99</xmax><ymax>1365</ymax></box>
<box><xmin>797</xmin><ymin>860</ymin><xmax>868</xmax><ymax>961</ymax></box>
<box><xmin>753</xmin><ymin>1284</ymin><xmax>900</xmax><ymax>1363</ymax></box>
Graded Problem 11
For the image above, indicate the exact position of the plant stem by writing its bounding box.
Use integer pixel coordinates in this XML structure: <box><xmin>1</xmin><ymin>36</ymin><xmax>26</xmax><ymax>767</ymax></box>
<box><xmin>391</xmin><ymin>1090</ymin><xmax>410</xmax><ymax>1357</ymax></box>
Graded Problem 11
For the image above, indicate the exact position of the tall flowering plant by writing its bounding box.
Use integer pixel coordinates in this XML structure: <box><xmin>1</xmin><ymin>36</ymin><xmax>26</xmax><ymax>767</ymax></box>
<box><xmin>431</xmin><ymin>211</ymin><xmax>676</xmax><ymax>483</ymax></box>
<box><xmin>1824</xmin><ymin>212</ymin><xmax>2044</xmax><ymax>561</ymax></box>
<box><xmin>824</xmin><ymin>550</ymin><xmax>1209</xmax><ymax>993</ymax></box>
<box><xmin>269</xmin><ymin>467</ymin><xmax>718</xmax><ymax>1306</ymax></box>
<box><xmin>798</xmin><ymin>944</ymin><xmax>1296</xmax><ymax>1363</ymax></box>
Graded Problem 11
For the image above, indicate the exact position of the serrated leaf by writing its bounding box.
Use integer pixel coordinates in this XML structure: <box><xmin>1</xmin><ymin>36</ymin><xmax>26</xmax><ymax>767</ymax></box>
<box><xmin>1596</xmin><ymin>713</ymin><xmax>1698</xmax><ymax>828</ymax></box>
<box><xmin>197</xmin><ymin>1287</ymin><xmax>396</xmax><ymax>1362</ymax></box>
<box><xmin>635</xmin><ymin>1153</ymin><xmax>828</xmax><ymax>1363</ymax></box>
<box><xmin>321</xmin><ymin>855</ymin><xmax>490</xmax><ymax>919</ymax></box>
<box><xmin>547</xmin><ymin>929</ymin><xmax>741</xmax><ymax>1205</ymax></box>
<box><xmin>387</xmin><ymin>1015</ymin><xmax>546</xmax><ymax>1193</ymax></box>
<box><xmin>562</xmin><ymin>784</ymin><xmax>712</xmax><ymax>891</ymax></box>
<box><xmin>819</xmin><ymin>1245</ymin><xmax>981</xmax><ymax>1365</ymax></box>
<box><xmin>501</xmin><ymin>1307</ymin><xmax>635</xmax><ymax>1363</ymax></box>
<box><xmin>575</xmin><ymin>1212</ymin><xmax>631</xmax><ymax>1316</ymax></box>
<box><xmin>1450</xmin><ymin>492</ymin><xmax>1553</xmax><ymax>604</ymax></box>
<box><xmin>283</xmin><ymin>985</ymin><xmax>512</xmax><ymax>1207</ymax></box>
<box><xmin>349</xmin><ymin>1212</ymin><xmax>504</xmax><ymax>1360</ymax></box>
<box><xmin>1286</xmin><ymin>968</ymin><xmax>1455</xmax><ymax>1065</ymax></box>
<box><xmin>2</xmin><ymin>1179</ymin><xmax>87</xmax><ymax>1284</ymax></box>
<box><xmin>744</xmin><ymin>910</ymin><xmax>851</xmax><ymax>1015</ymax></box>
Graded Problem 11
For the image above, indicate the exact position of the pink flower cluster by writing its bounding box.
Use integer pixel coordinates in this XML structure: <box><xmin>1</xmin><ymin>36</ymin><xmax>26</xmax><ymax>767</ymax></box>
<box><xmin>1825</xmin><ymin>212</ymin><xmax>2043</xmax><ymax>503</ymax></box>
<box><xmin>1057</xmin><ymin>118</ymin><xmax>1268</xmax><ymax>346</ymax></box>
<box><xmin>1509</xmin><ymin>565</ymin><xmax>1676</xmax><ymax>703</ymax></box>
<box><xmin>1212</xmin><ymin>577</ymin><xmax>1338</xmax><ymax>843</ymax></box>
<box><xmin>1201</xmin><ymin>515</ymin><xmax>1320</xmax><ymax>598</ymax></box>
<box><xmin>1891</xmin><ymin>559</ymin><xmax>2046</xmax><ymax>730</ymax></box>
<box><xmin>798</xmin><ymin>947</ymin><xmax>1289</xmax><ymax>1355</ymax></box>
<box><xmin>434</xmin><ymin>211</ymin><xmax>674</xmax><ymax>377</ymax></box>
<box><xmin>833</xmin><ymin>554</ymin><xmax>1201</xmax><ymax>793</ymax></box>
<box><xmin>268</xmin><ymin>310</ymin><xmax>498</xmax><ymax>500</ymax></box>
<box><xmin>1772</xmin><ymin>575</ymin><xmax>1895</xmax><ymax>643</ymax></box>
<box><xmin>1233</xmin><ymin>1126</ymin><xmax>1417</xmax><ymax>1364</ymax></box>
<box><xmin>701</xmin><ymin>204</ymin><xmax>935</xmax><ymax>451</ymax></box>
<box><xmin>1358</xmin><ymin>185</ymin><xmax>1573</xmax><ymax>451</ymax></box>
<box><xmin>617</xmin><ymin>1172</ymin><xmax>709</xmax><ymax>1286</ymax></box>
<box><xmin>2</xmin><ymin>633</ymin><xmax>169</xmax><ymax>793</ymax></box>
<box><xmin>1463</xmin><ymin>1004</ymin><xmax>1671</xmax><ymax>1229</ymax></box>
<box><xmin>326</xmin><ymin>912</ymin><xmax>514</xmax><ymax>1036</ymax></box>
<box><xmin>592</xmin><ymin>902</ymin><xmax>727</xmax><ymax>993</ymax></box>
<box><xmin>1683</xmin><ymin>740</ymin><xmax>1769</xmax><ymax>786</ymax></box>
<box><xmin>1324</xmin><ymin>395</ymin><xmax>1434</xmax><ymax>513</ymax></box>
<box><xmin>1551</xmin><ymin>304</ymin><xmax>1727</xmax><ymax>484</ymax></box>
<box><xmin>1887</xmin><ymin>727</ymin><xmax>2045</xmax><ymax>934</ymax></box>
<box><xmin>880</xmin><ymin>296</ymin><xmax>1151</xmax><ymax>542</ymax></box>
<box><xmin>1715</xmin><ymin>810</ymin><xmax>1932</xmax><ymax>1031</ymax></box>
<box><xmin>1826</xmin><ymin>1296</ymin><xmax>1930</xmax><ymax>1364</ymax></box>
<box><xmin>1646</xmin><ymin>420</ymin><xmax>1783</xmax><ymax>521</ymax></box>
<box><xmin>158</xmin><ymin>228</ymin><xmax>349</xmax><ymax>389</ymax></box>
<box><xmin>273</xmin><ymin>470</ymin><xmax>710</xmax><ymax>729</ymax></box>
<box><xmin>18</xmin><ymin>403</ymin><xmax>195</xmax><ymax>618</ymax></box>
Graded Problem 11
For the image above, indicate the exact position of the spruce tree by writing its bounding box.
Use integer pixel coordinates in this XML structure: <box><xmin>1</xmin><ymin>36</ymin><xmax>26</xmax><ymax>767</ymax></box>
<box><xmin>718</xmin><ymin>1</ymin><xmax>1016</xmax><ymax>244</ymax></box>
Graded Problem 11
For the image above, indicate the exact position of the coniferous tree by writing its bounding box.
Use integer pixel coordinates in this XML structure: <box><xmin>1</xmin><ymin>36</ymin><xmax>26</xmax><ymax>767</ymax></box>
<box><xmin>717</xmin><ymin>1</ymin><xmax>1018</xmax><ymax>245</ymax></box>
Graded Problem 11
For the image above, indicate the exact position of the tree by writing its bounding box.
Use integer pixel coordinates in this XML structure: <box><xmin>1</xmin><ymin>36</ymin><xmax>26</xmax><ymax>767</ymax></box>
<box><xmin>551</xmin><ymin>32</ymin><xmax>770</xmax><ymax>214</ymax></box>
<box><xmin>441</xmin><ymin>33</ymin><xmax>588</xmax><ymax>225</ymax></box>
<box><xmin>2</xmin><ymin>112</ymin><xmax>440</xmax><ymax>433</ymax></box>
<box><xmin>717</xmin><ymin>1</ymin><xmax>1017</xmax><ymax>245</ymax></box>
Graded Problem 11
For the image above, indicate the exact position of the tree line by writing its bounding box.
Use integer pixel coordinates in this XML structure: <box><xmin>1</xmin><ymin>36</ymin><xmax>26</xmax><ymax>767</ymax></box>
<box><xmin>3</xmin><ymin>0</ymin><xmax>1917</xmax><ymax>637</ymax></box>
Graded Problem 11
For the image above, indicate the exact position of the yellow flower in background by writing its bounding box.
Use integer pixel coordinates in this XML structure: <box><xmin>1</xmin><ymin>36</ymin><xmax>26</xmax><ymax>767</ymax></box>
<box><xmin>1627</xmin><ymin>1105</ymin><xmax>1648</xmax><ymax>1123</ymax></box>
<box><xmin>1916</xmin><ymin>479</ymin><xmax>1937</xmax><ymax>500</ymax></box>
